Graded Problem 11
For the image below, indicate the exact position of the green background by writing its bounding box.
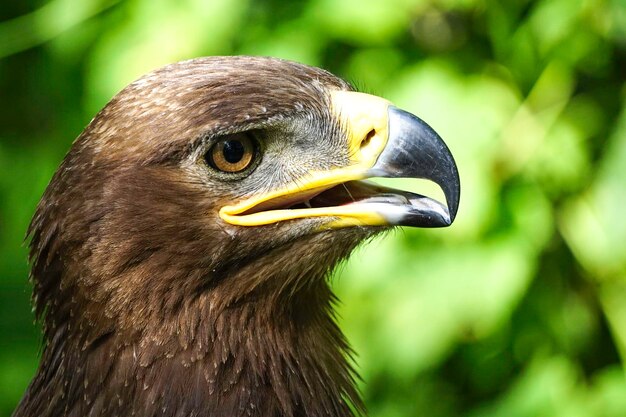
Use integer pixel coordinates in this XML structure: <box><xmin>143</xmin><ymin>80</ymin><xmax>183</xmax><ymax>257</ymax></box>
<box><xmin>1</xmin><ymin>0</ymin><xmax>626</xmax><ymax>415</ymax></box>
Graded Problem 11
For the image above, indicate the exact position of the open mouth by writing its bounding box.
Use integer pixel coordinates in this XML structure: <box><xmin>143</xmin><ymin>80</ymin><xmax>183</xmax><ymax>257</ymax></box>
<box><xmin>219</xmin><ymin>103</ymin><xmax>460</xmax><ymax>229</ymax></box>
<box><xmin>233</xmin><ymin>180</ymin><xmax>451</xmax><ymax>228</ymax></box>
<box><xmin>286</xmin><ymin>181</ymin><xmax>409</xmax><ymax>211</ymax></box>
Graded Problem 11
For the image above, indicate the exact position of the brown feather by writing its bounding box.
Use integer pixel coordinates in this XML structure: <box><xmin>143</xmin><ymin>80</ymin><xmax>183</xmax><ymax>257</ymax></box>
<box><xmin>14</xmin><ymin>56</ymin><xmax>381</xmax><ymax>417</ymax></box>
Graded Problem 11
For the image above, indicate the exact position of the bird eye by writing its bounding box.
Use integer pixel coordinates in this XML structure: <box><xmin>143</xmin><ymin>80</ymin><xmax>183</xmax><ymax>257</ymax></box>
<box><xmin>206</xmin><ymin>133</ymin><xmax>257</xmax><ymax>173</ymax></box>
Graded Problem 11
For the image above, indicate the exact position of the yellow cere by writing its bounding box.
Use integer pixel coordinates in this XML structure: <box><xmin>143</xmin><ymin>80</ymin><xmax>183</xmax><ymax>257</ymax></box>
<box><xmin>219</xmin><ymin>91</ymin><xmax>392</xmax><ymax>227</ymax></box>
<box><xmin>331</xmin><ymin>91</ymin><xmax>391</xmax><ymax>166</ymax></box>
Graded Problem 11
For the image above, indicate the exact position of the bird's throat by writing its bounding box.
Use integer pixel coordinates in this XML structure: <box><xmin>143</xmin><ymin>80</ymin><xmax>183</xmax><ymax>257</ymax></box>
<box><xmin>15</xmin><ymin>279</ymin><xmax>363</xmax><ymax>417</ymax></box>
<box><xmin>18</xmin><ymin>215</ymin><xmax>374</xmax><ymax>417</ymax></box>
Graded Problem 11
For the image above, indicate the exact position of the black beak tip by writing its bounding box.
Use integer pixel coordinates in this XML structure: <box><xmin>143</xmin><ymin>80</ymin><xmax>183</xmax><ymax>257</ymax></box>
<box><xmin>444</xmin><ymin>171</ymin><xmax>460</xmax><ymax>224</ymax></box>
<box><xmin>385</xmin><ymin>106</ymin><xmax>461</xmax><ymax>227</ymax></box>
<box><xmin>397</xmin><ymin>192</ymin><xmax>454</xmax><ymax>228</ymax></box>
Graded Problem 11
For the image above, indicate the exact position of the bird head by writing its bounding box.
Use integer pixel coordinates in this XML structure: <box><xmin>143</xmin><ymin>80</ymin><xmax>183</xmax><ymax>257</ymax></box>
<box><xmin>22</xmin><ymin>56</ymin><xmax>461</xmax><ymax>417</ymax></box>
<box><xmin>29</xmin><ymin>56</ymin><xmax>459</xmax><ymax>334</ymax></box>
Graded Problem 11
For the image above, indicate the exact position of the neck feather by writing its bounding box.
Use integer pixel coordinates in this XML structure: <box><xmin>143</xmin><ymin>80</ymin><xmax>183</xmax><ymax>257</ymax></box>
<box><xmin>14</xmin><ymin>276</ymin><xmax>363</xmax><ymax>417</ymax></box>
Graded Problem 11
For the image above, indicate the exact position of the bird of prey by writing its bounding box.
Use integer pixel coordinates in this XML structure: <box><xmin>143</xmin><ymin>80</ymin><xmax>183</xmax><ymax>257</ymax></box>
<box><xmin>13</xmin><ymin>56</ymin><xmax>459</xmax><ymax>417</ymax></box>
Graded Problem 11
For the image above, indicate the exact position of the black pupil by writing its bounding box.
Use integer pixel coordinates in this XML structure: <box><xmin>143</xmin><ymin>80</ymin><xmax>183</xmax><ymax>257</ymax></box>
<box><xmin>222</xmin><ymin>140</ymin><xmax>245</xmax><ymax>164</ymax></box>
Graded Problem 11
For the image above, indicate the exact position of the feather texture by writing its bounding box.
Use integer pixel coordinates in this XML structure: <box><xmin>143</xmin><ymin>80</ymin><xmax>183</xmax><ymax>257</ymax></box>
<box><xmin>14</xmin><ymin>57</ymin><xmax>380</xmax><ymax>417</ymax></box>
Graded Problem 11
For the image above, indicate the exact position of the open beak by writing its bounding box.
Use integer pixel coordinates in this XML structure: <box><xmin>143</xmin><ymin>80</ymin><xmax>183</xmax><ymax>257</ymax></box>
<box><xmin>219</xmin><ymin>91</ymin><xmax>460</xmax><ymax>229</ymax></box>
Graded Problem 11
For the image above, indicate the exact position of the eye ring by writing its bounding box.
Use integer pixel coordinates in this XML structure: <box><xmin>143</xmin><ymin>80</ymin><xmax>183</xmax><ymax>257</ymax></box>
<box><xmin>205</xmin><ymin>132</ymin><xmax>258</xmax><ymax>174</ymax></box>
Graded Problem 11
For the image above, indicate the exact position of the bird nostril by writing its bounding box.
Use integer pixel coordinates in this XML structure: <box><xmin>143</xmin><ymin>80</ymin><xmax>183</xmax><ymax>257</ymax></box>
<box><xmin>361</xmin><ymin>129</ymin><xmax>376</xmax><ymax>150</ymax></box>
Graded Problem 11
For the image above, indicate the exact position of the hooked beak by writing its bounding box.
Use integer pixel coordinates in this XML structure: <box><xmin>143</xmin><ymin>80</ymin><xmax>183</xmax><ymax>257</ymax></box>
<box><xmin>366</xmin><ymin>106</ymin><xmax>460</xmax><ymax>226</ymax></box>
<box><xmin>219</xmin><ymin>91</ymin><xmax>460</xmax><ymax>229</ymax></box>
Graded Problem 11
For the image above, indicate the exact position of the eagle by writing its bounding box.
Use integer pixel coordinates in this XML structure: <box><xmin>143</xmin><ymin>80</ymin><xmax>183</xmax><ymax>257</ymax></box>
<box><xmin>13</xmin><ymin>56</ymin><xmax>459</xmax><ymax>417</ymax></box>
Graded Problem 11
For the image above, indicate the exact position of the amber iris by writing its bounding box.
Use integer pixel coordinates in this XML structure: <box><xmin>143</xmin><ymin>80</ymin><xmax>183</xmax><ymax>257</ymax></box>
<box><xmin>207</xmin><ymin>133</ymin><xmax>256</xmax><ymax>173</ymax></box>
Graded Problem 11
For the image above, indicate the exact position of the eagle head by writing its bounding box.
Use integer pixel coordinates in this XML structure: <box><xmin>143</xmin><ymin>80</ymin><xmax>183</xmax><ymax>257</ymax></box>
<box><xmin>18</xmin><ymin>56</ymin><xmax>459</xmax><ymax>417</ymax></box>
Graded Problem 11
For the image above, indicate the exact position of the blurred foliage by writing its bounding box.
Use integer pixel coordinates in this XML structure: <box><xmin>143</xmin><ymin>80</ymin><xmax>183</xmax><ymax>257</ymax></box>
<box><xmin>1</xmin><ymin>0</ymin><xmax>625</xmax><ymax>415</ymax></box>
